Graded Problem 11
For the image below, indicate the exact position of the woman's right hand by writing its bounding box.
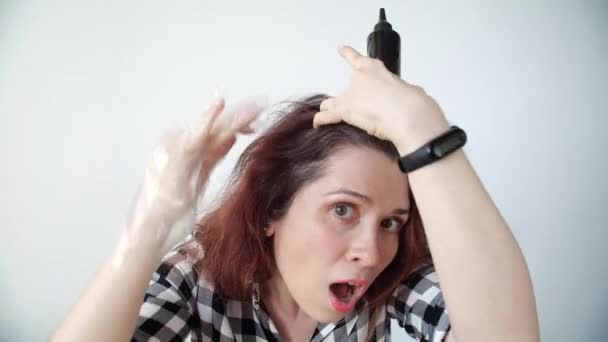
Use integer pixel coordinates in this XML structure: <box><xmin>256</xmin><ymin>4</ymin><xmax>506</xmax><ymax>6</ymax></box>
<box><xmin>120</xmin><ymin>96</ymin><xmax>266</xmax><ymax>259</ymax></box>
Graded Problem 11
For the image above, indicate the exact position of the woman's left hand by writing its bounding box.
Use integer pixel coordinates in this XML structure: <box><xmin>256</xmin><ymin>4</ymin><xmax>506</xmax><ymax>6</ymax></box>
<box><xmin>313</xmin><ymin>45</ymin><xmax>451</xmax><ymax>156</ymax></box>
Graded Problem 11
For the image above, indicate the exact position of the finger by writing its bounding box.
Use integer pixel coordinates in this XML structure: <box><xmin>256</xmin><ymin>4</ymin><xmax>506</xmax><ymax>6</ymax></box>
<box><xmin>206</xmin><ymin>98</ymin><xmax>262</xmax><ymax>138</ymax></box>
<box><xmin>203</xmin><ymin>97</ymin><xmax>226</xmax><ymax>128</ymax></box>
<box><xmin>239</xmin><ymin>124</ymin><xmax>255</xmax><ymax>134</ymax></box>
<box><xmin>338</xmin><ymin>45</ymin><xmax>365</xmax><ymax>69</ymax></box>
<box><xmin>317</xmin><ymin>109</ymin><xmax>388</xmax><ymax>141</ymax></box>
<box><xmin>210</xmin><ymin>102</ymin><xmax>266</xmax><ymax>146</ymax></box>
<box><xmin>313</xmin><ymin>110</ymin><xmax>343</xmax><ymax>128</ymax></box>
<box><xmin>188</xmin><ymin>97</ymin><xmax>225</xmax><ymax>144</ymax></box>
<box><xmin>320</xmin><ymin>98</ymin><xmax>338</xmax><ymax>112</ymax></box>
<box><xmin>226</xmin><ymin>100</ymin><xmax>266</xmax><ymax>135</ymax></box>
<box><xmin>344</xmin><ymin>113</ymin><xmax>388</xmax><ymax>141</ymax></box>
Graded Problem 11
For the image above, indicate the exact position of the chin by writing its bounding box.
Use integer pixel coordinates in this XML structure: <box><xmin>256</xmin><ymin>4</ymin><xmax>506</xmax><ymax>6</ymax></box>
<box><xmin>317</xmin><ymin>314</ymin><xmax>346</xmax><ymax>324</ymax></box>
<box><xmin>307</xmin><ymin>305</ymin><xmax>347</xmax><ymax>323</ymax></box>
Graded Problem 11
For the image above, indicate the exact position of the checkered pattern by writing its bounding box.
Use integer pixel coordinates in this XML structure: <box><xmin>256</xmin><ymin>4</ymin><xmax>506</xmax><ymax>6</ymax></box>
<box><xmin>131</xmin><ymin>243</ymin><xmax>450</xmax><ymax>342</ymax></box>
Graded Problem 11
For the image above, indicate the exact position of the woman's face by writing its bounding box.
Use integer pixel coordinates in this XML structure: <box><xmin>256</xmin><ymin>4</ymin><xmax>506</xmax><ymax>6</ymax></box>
<box><xmin>269</xmin><ymin>145</ymin><xmax>411</xmax><ymax>322</ymax></box>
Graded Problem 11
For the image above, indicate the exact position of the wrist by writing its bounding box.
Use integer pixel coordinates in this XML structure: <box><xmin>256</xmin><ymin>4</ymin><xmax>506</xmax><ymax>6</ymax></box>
<box><xmin>394</xmin><ymin>116</ymin><xmax>451</xmax><ymax>156</ymax></box>
<box><xmin>397</xmin><ymin>125</ymin><xmax>467</xmax><ymax>174</ymax></box>
<box><xmin>111</xmin><ymin>224</ymin><xmax>164</xmax><ymax>270</ymax></box>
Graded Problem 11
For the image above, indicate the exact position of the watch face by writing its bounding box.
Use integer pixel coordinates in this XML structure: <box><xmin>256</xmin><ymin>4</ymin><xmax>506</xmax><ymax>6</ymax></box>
<box><xmin>432</xmin><ymin>130</ymin><xmax>467</xmax><ymax>157</ymax></box>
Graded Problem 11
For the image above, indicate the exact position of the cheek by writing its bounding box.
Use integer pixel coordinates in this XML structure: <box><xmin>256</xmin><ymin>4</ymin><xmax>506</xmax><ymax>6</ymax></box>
<box><xmin>376</xmin><ymin>214</ymin><xmax>408</xmax><ymax>265</ymax></box>
<box><xmin>273</xmin><ymin>214</ymin><xmax>349</xmax><ymax>273</ymax></box>
<box><xmin>273</xmin><ymin>226</ymin><xmax>309</xmax><ymax>267</ymax></box>
<box><xmin>379</xmin><ymin>234</ymin><xmax>400</xmax><ymax>268</ymax></box>
<box><xmin>314</xmin><ymin>212</ymin><xmax>351</xmax><ymax>259</ymax></box>
<box><xmin>273</xmin><ymin>220</ymin><xmax>322</xmax><ymax>271</ymax></box>
<box><xmin>316</xmin><ymin>227</ymin><xmax>350</xmax><ymax>260</ymax></box>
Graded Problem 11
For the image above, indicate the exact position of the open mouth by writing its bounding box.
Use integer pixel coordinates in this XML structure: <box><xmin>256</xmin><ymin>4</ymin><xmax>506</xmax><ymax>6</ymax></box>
<box><xmin>330</xmin><ymin>282</ymin><xmax>356</xmax><ymax>302</ymax></box>
<box><xmin>328</xmin><ymin>280</ymin><xmax>367</xmax><ymax>313</ymax></box>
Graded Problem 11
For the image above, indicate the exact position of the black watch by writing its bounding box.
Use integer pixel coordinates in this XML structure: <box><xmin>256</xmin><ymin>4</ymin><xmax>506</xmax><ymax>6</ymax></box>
<box><xmin>398</xmin><ymin>126</ymin><xmax>467</xmax><ymax>173</ymax></box>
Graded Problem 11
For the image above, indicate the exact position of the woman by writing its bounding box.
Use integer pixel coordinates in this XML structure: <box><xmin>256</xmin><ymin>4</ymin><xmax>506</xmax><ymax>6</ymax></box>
<box><xmin>52</xmin><ymin>46</ymin><xmax>540</xmax><ymax>342</ymax></box>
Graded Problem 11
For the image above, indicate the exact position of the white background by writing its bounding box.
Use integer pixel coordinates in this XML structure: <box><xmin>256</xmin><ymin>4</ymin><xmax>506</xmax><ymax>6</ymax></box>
<box><xmin>1</xmin><ymin>1</ymin><xmax>606</xmax><ymax>341</ymax></box>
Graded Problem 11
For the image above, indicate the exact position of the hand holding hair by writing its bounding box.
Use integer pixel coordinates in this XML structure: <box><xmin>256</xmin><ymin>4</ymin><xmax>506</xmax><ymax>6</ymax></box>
<box><xmin>314</xmin><ymin>45</ymin><xmax>450</xmax><ymax>156</ymax></box>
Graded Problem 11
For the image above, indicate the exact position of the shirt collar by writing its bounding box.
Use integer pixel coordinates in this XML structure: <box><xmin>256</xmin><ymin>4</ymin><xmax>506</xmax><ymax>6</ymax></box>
<box><xmin>252</xmin><ymin>282</ymin><xmax>280</xmax><ymax>336</ymax></box>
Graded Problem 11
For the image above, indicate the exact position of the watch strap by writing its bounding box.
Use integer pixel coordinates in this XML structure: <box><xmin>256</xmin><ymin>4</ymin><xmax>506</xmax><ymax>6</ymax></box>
<box><xmin>398</xmin><ymin>126</ymin><xmax>467</xmax><ymax>173</ymax></box>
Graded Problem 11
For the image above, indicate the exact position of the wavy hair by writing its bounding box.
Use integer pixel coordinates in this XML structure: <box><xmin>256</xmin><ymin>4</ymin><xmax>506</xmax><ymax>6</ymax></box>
<box><xmin>186</xmin><ymin>93</ymin><xmax>430</xmax><ymax>338</ymax></box>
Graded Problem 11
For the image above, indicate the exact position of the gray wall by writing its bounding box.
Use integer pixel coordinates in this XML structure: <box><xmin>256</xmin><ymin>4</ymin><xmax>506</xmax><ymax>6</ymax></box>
<box><xmin>1</xmin><ymin>1</ymin><xmax>606</xmax><ymax>341</ymax></box>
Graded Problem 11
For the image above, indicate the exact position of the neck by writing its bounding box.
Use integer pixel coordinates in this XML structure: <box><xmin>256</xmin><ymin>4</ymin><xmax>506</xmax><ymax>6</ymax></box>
<box><xmin>262</xmin><ymin>274</ymin><xmax>317</xmax><ymax>341</ymax></box>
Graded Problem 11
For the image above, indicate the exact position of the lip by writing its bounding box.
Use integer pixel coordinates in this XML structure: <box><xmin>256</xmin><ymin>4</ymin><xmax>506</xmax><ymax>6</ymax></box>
<box><xmin>336</xmin><ymin>279</ymin><xmax>368</xmax><ymax>288</ymax></box>
<box><xmin>328</xmin><ymin>278</ymin><xmax>369</xmax><ymax>313</ymax></box>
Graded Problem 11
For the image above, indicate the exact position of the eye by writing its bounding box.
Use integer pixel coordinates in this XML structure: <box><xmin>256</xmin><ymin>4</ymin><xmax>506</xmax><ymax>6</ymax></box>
<box><xmin>381</xmin><ymin>217</ymin><xmax>405</xmax><ymax>232</ymax></box>
<box><xmin>333</xmin><ymin>203</ymin><xmax>355</xmax><ymax>219</ymax></box>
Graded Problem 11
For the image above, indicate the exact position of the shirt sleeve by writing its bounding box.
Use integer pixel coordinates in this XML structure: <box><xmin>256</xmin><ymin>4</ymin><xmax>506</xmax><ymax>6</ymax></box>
<box><xmin>387</xmin><ymin>263</ymin><xmax>451</xmax><ymax>342</ymax></box>
<box><xmin>131</xmin><ymin>249</ymin><xmax>199</xmax><ymax>342</ymax></box>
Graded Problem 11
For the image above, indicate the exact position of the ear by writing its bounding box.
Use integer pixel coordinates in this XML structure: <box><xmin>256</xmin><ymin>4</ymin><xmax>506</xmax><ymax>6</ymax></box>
<box><xmin>265</xmin><ymin>222</ymin><xmax>278</xmax><ymax>237</ymax></box>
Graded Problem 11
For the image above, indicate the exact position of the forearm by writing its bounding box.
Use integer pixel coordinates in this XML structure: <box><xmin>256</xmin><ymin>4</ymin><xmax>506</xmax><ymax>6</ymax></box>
<box><xmin>51</xmin><ymin>230</ymin><xmax>162</xmax><ymax>342</ymax></box>
<box><xmin>407</xmin><ymin>149</ymin><xmax>539</xmax><ymax>342</ymax></box>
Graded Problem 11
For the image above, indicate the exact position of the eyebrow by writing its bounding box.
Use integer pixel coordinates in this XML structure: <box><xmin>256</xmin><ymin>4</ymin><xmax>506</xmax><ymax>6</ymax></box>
<box><xmin>323</xmin><ymin>189</ymin><xmax>410</xmax><ymax>216</ymax></box>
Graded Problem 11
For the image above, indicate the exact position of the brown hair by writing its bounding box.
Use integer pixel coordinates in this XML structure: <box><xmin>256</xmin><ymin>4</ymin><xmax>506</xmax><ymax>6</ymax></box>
<box><xmin>187</xmin><ymin>93</ymin><xmax>430</xmax><ymax>337</ymax></box>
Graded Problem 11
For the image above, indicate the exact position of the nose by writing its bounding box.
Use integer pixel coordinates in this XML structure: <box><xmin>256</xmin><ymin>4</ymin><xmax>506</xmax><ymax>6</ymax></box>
<box><xmin>345</xmin><ymin>227</ymin><xmax>381</xmax><ymax>267</ymax></box>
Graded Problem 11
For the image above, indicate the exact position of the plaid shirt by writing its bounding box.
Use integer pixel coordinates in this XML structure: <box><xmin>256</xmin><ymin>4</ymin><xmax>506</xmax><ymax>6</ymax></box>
<box><xmin>131</xmin><ymin>243</ymin><xmax>450</xmax><ymax>342</ymax></box>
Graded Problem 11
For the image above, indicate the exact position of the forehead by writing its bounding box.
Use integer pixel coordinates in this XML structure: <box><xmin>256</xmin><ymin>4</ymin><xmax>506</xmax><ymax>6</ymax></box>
<box><xmin>303</xmin><ymin>146</ymin><xmax>410</xmax><ymax>208</ymax></box>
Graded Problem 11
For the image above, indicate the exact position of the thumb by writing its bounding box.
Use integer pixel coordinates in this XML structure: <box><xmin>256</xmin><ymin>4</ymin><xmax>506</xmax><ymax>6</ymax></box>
<box><xmin>313</xmin><ymin>110</ymin><xmax>344</xmax><ymax>128</ymax></box>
